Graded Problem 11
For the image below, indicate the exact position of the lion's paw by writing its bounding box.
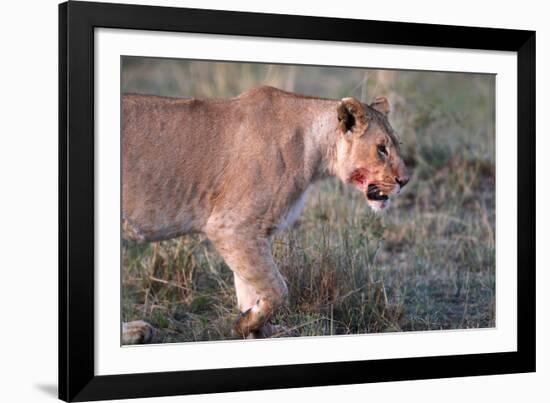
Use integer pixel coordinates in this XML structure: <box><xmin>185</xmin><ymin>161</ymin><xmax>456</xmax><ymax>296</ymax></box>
<box><xmin>122</xmin><ymin>320</ymin><xmax>156</xmax><ymax>345</ymax></box>
<box><xmin>246</xmin><ymin>323</ymin><xmax>298</xmax><ymax>339</ymax></box>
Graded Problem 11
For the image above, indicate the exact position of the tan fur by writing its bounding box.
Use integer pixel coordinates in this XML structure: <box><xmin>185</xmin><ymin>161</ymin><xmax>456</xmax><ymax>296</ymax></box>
<box><xmin>121</xmin><ymin>86</ymin><xmax>409</xmax><ymax>341</ymax></box>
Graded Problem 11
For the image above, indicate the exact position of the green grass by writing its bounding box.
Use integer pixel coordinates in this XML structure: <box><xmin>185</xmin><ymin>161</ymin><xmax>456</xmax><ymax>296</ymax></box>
<box><xmin>121</xmin><ymin>58</ymin><xmax>495</xmax><ymax>343</ymax></box>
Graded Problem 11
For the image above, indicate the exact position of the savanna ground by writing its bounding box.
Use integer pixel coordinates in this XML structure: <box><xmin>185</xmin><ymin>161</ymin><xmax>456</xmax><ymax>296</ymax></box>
<box><xmin>121</xmin><ymin>57</ymin><xmax>495</xmax><ymax>343</ymax></box>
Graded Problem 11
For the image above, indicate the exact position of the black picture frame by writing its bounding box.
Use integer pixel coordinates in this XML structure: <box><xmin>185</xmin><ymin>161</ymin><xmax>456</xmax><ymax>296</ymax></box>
<box><xmin>59</xmin><ymin>1</ymin><xmax>536</xmax><ymax>401</ymax></box>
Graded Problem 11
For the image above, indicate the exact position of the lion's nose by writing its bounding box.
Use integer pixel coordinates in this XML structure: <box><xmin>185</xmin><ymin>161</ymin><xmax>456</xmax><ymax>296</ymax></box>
<box><xmin>396</xmin><ymin>176</ymin><xmax>409</xmax><ymax>188</ymax></box>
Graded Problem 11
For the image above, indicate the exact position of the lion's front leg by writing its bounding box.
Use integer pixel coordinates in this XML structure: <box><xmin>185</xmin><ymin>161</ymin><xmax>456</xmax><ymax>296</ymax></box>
<box><xmin>209</xmin><ymin>234</ymin><xmax>288</xmax><ymax>338</ymax></box>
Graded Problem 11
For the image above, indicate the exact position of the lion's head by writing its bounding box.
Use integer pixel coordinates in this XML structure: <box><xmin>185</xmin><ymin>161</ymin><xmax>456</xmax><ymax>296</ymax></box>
<box><xmin>333</xmin><ymin>96</ymin><xmax>409</xmax><ymax>212</ymax></box>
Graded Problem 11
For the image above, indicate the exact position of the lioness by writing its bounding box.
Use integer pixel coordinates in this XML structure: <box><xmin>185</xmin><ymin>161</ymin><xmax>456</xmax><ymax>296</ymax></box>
<box><xmin>122</xmin><ymin>86</ymin><xmax>409</xmax><ymax>343</ymax></box>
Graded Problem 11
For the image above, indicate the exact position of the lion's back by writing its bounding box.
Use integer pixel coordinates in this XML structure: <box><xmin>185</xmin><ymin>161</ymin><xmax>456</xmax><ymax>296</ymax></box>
<box><xmin>121</xmin><ymin>87</ymin><xmax>310</xmax><ymax>242</ymax></box>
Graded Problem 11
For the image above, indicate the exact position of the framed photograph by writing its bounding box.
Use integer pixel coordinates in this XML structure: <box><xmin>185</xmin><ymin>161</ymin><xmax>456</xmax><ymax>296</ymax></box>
<box><xmin>59</xmin><ymin>1</ymin><xmax>535</xmax><ymax>401</ymax></box>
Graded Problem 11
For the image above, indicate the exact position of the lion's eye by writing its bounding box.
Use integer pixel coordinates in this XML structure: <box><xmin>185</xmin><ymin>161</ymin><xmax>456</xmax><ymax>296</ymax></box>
<box><xmin>377</xmin><ymin>144</ymin><xmax>388</xmax><ymax>157</ymax></box>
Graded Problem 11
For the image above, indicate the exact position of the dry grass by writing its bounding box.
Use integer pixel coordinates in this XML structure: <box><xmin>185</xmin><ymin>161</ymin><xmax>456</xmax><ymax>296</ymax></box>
<box><xmin>121</xmin><ymin>58</ymin><xmax>495</xmax><ymax>343</ymax></box>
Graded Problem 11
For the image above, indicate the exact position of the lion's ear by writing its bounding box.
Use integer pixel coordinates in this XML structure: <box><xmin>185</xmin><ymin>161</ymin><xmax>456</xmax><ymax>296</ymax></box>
<box><xmin>337</xmin><ymin>97</ymin><xmax>367</xmax><ymax>134</ymax></box>
<box><xmin>370</xmin><ymin>96</ymin><xmax>390</xmax><ymax>116</ymax></box>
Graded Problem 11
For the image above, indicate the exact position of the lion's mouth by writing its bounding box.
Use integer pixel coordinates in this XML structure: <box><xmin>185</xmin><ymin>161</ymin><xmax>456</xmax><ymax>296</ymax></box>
<box><xmin>349</xmin><ymin>169</ymin><xmax>390</xmax><ymax>202</ymax></box>
<box><xmin>366</xmin><ymin>184</ymin><xmax>389</xmax><ymax>201</ymax></box>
